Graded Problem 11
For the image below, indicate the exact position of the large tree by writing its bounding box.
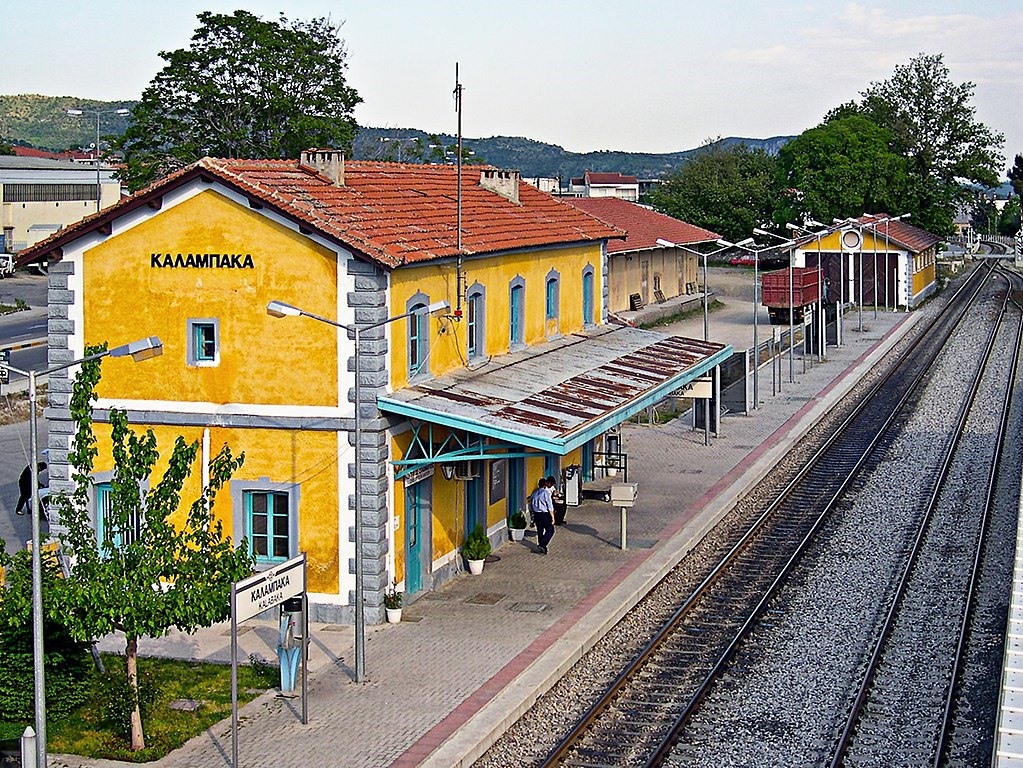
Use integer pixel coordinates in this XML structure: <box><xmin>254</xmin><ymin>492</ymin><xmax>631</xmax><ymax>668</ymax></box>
<box><xmin>647</xmin><ymin>141</ymin><xmax>782</xmax><ymax>242</ymax></box>
<box><xmin>842</xmin><ymin>53</ymin><xmax>1004</xmax><ymax>234</ymax></box>
<box><xmin>115</xmin><ymin>10</ymin><xmax>362</xmax><ymax>191</ymax></box>
<box><xmin>1009</xmin><ymin>154</ymin><xmax>1023</xmax><ymax>198</ymax></box>
<box><xmin>53</xmin><ymin>350</ymin><xmax>253</xmax><ymax>750</ymax></box>
<box><xmin>775</xmin><ymin>115</ymin><xmax>911</xmax><ymax>226</ymax></box>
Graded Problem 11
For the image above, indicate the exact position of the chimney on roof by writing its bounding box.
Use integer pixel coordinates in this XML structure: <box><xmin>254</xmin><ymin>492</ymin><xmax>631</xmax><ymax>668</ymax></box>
<box><xmin>478</xmin><ymin>169</ymin><xmax>520</xmax><ymax>204</ymax></box>
<box><xmin>300</xmin><ymin>149</ymin><xmax>345</xmax><ymax>186</ymax></box>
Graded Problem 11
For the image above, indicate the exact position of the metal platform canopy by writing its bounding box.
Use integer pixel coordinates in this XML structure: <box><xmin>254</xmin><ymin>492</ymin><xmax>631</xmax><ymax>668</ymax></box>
<box><xmin>379</xmin><ymin>324</ymin><xmax>731</xmax><ymax>467</ymax></box>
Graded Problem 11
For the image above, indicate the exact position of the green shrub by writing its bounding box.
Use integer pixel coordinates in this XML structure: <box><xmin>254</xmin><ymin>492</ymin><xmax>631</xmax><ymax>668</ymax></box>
<box><xmin>0</xmin><ymin>550</ymin><xmax>93</xmax><ymax>723</ymax></box>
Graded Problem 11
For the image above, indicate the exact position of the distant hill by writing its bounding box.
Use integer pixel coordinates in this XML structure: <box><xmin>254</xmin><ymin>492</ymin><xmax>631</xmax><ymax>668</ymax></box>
<box><xmin>0</xmin><ymin>94</ymin><xmax>134</xmax><ymax>152</ymax></box>
<box><xmin>1</xmin><ymin>93</ymin><xmax>792</xmax><ymax>180</ymax></box>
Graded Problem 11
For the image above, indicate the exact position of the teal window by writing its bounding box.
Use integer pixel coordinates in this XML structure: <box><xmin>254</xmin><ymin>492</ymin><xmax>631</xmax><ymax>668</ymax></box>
<box><xmin>545</xmin><ymin>274</ymin><xmax>559</xmax><ymax>320</ymax></box>
<box><xmin>95</xmin><ymin>481</ymin><xmax>143</xmax><ymax>549</ymax></box>
<box><xmin>509</xmin><ymin>280</ymin><xmax>525</xmax><ymax>347</ymax></box>
<box><xmin>466</xmin><ymin>284</ymin><xmax>486</xmax><ymax>360</ymax></box>
<box><xmin>406</xmin><ymin>292</ymin><xmax>433</xmax><ymax>379</ymax></box>
<box><xmin>246</xmin><ymin>490</ymin><xmax>290</xmax><ymax>564</ymax></box>
<box><xmin>583</xmin><ymin>267</ymin><xmax>595</xmax><ymax>326</ymax></box>
<box><xmin>408</xmin><ymin>303</ymin><xmax>426</xmax><ymax>376</ymax></box>
<box><xmin>187</xmin><ymin>318</ymin><xmax>220</xmax><ymax>366</ymax></box>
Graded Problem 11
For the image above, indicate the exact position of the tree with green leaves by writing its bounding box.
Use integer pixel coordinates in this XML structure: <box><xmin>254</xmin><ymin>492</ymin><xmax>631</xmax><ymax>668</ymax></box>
<box><xmin>775</xmin><ymin>115</ymin><xmax>911</xmax><ymax>226</ymax></box>
<box><xmin>52</xmin><ymin>350</ymin><xmax>253</xmax><ymax>750</ymax></box>
<box><xmin>832</xmin><ymin>53</ymin><xmax>1004</xmax><ymax>235</ymax></box>
<box><xmin>1009</xmin><ymin>154</ymin><xmax>1023</xmax><ymax>198</ymax></box>
<box><xmin>114</xmin><ymin>10</ymin><xmax>362</xmax><ymax>191</ymax></box>
<box><xmin>647</xmin><ymin>140</ymin><xmax>782</xmax><ymax>242</ymax></box>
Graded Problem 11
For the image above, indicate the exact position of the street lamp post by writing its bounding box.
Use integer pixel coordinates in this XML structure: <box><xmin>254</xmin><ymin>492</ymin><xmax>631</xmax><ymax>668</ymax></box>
<box><xmin>723</xmin><ymin>235</ymin><xmax>792</xmax><ymax>409</ymax></box>
<box><xmin>655</xmin><ymin>238</ymin><xmax>733</xmax><ymax>444</ymax></box>
<box><xmin>0</xmin><ymin>336</ymin><xmax>163</xmax><ymax>768</ymax></box>
<box><xmin>66</xmin><ymin>107</ymin><xmax>129</xmax><ymax>213</ymax></box>
<box><xmin>786</xmin><ymin>221</ymin><xmax>829</xmax><ymax>362</ymax></box>
<box><xmin>655</xmin><ymin>238</ymin><xmax>733</xmax><ymax>342</ymax></box>
<box><xmin>267</xmin><ymin>299</ymin><xmax>449</xmax><ymax>683</ymax></box>
<box><xmin>754</xmin><ymin>228</ymin><xmax>803</xmax><ymax>384</ymax></box>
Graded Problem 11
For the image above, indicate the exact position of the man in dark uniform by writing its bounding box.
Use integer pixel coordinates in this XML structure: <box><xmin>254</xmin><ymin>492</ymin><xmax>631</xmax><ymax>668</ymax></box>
<box><xmin>530</xmin><ymin>477</ymin><xmax>555</xmax><ymax>554</ymax></box>
<box><xmin>15</xmin><ymin>461</ymin><xmax>46</xmax><ymax>515</ymax></box>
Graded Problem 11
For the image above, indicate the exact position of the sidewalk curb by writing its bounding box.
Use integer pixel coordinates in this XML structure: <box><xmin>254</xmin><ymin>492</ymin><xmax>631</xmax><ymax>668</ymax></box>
<box><xmin>417</xmin><ymin>313</ymin><xmax>920</xmax><ymax>767</ymax></box>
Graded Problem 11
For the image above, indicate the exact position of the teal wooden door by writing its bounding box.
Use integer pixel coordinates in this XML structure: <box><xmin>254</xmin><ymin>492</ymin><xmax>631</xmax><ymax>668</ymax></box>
<box><xmin>507</xmin><ymin>458</ymin><xmax>524</xmax><ymax>518</ymax></box>
<box><xmin>405</xmin><ymin>484</ymin><xmax>423</xmax><ymax>595</ymax></box>
<box><xmin>464</xmin><ymin>475</ymin><xmax>484</xmax><ymax>536</ymax></box>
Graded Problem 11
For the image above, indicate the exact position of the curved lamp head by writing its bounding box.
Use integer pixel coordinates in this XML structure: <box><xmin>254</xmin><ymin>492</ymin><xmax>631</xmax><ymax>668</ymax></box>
<box><xmin>108</xmin><ymin>336</ymin><xmax>163</xmax><ymax>362</ymax></box>
<box><xmin>267</xmin><ymin>300</ymin><xmax>302</xmax><ymax>318</ymax></box>
<box><xmin>420</xmin><ymin>300</ymin><xmax>450</xmax><ymax>316</ymax></box>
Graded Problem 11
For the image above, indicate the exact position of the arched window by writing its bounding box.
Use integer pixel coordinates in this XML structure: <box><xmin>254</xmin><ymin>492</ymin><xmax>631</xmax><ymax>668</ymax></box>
<box><xmin>406</xmin><ymin>292</ymin><xmax>431</xmax><ymax>379</ymax></box>
<box><xmin>509</xmin><ymin>277</ymin><xmax>525</xmax><ymax>349</ymax></box>
<box><xmin>466</xmin><ymin>282</ymin><xmax>486</xmax><ymax>360</ymax></box>
<box><xmin>545</xmin><ymin>272</ymin><xmax>560</xmax><ymax>320</ymax></box>
<box><xmin>582</xmin><ymin>265</ymin><xmax>595</xmax><ymax>326</ymax></box>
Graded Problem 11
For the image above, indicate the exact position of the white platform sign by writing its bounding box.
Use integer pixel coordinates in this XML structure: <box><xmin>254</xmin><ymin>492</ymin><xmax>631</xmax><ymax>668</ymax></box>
<box><xmin>233</xmin><ymin>554</ymin><xmax>306</xmax><ymax>624</ymax></box>
<box><xmin>674</xmin><ymin>376</ymin><xmax>713</xmax><ymax>399</ymax></box>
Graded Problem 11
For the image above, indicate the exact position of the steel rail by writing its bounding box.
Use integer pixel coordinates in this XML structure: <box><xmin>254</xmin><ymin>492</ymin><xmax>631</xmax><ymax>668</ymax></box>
<box><xmin>538</xmin><ymin>263</ymin><xmax>995</xmax><ymax>768</ymax></box>
<box><xmin>828</xmin><ymin>267</ymin><xmax>1016</xmax><ymax>768</ymax></box>
<box><xmin>932</xmin><ymin>267</ymin><xmax>1023</xmax><ymax>767</ymax></box>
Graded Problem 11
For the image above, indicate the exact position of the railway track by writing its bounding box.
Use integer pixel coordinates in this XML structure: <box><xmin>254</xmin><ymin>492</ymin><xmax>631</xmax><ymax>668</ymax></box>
<box><xmin>828</xmin><ymin>267</ymin><xmax>1023</xmax><ymax>767</ymax></box>
<box><xmin>528</xmin><ymin>262</ymin><xmax>1004</xmax><ymax>768</ymax></box>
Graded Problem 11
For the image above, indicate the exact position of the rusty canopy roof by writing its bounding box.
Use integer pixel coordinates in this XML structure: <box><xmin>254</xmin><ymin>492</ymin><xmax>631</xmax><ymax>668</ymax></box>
<box><xmin>378</xmin><ymin>325</ymin><xmax>731</xmax><ymax>454</ymax></box>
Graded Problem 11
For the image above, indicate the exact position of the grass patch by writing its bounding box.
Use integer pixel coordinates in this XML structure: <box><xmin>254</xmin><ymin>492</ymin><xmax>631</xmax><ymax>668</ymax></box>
<box><xmin>638</xmin><ymin>299</ymin><xmax>725</xmax><ymax>330</ymax></box>
<box><xmin>0</xmin><ymin>388</ymin><xmax>46</xmax><ymax>426</ymax></box>
<box><xmin>1</xmin><ymin>653</ymin><xmax>276</xmax><ymax>763</ymax></box>
<box><xmin>0</xmin><ymin>299</ymin><xmax>28</xmax><ymax>315</ymax></box>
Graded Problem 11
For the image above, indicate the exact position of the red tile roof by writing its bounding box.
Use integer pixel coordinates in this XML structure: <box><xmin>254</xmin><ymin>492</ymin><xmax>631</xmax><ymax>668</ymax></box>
<box><xmin>16</xmin><ymin>157</ymin><xmax>623</xmax><ymax>270</ymax></box>
<box><xmin>792</xmin><ymin>215</ymin><xmax>941</xmax><ymax>254</ymax></box>
<box><xmin>857</xmin><ymin>214</ymin><xmax>941</xmax><ymax>253</ymax></box>
<box><xmin>584</xmin><ymin>172</ymin><xmax>638</xmax><ymax>186</ymax></box>
<box><xmin>561</xmin><ymin>197</ymin><xmax>720</xmax><ymax>254</ymax></box>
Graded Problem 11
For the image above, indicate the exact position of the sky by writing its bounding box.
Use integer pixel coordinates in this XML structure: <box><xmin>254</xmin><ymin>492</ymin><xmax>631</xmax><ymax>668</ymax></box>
<box><xmin>6</xmin><ymin>1</ymin><xmax>1022</xmax><ymax>176</ymax></box>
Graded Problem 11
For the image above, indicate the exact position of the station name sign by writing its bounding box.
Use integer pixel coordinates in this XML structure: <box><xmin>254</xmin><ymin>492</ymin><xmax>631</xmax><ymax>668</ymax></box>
<box><xmin>672</xmin><ymin>377</ymin><xmax>713</xmax><ymax>399</ymax></box>
<box><xmin>232</xmin><ymin>554</ymin><xmax>305</xmax><ymax>623</ymax></box>
<box><xmin>150</xmin><ymin>252</ymin><xmax>254</xmax><ymax>269</ymax></box>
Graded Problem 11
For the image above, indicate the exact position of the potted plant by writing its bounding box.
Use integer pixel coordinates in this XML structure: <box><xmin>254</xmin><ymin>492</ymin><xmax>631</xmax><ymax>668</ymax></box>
<box><xmin>384</xmin><ymin>581</ymin><xmax>402</xmax><ymax>623</ymax></box>
<box><xmin>461</xmin><ymin>524</ymin><xmax>492</xmax><ymax>575</ymax></box>
<box><xmin>509</xmin><ymin>510</ymin><xmax>528</xmax><ymax>542</ymax></box>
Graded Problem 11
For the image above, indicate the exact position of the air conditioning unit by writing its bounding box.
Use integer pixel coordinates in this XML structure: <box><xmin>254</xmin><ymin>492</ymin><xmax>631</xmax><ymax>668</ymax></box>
<box><xmin>454</xmin><ymin>460</ymin><xmax>480</xmax><ymax>480</ymax></box>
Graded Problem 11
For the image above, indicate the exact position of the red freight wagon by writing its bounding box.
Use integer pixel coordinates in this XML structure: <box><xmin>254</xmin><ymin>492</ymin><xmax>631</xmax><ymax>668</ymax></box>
<box><xmin>761</xmin><ymin>267</ymin><xmax>821</xmax><ymax>324</ymax></box>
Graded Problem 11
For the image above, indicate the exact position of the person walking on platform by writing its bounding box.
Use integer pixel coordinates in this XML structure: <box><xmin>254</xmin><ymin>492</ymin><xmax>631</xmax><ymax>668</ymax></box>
<box><xmin>530</xmin><ymin>477</ymin><xmax>555</xmax><ymax>554</ymax></box>
<box><xmin>15</xmin><ymin>461</ymin><xmax>47</xmax><ymax>516</ymax></box>
<box><xmin>549</xmin><ymin>475</ymin><xmax>567</xmax><ymax>526</ymax></box>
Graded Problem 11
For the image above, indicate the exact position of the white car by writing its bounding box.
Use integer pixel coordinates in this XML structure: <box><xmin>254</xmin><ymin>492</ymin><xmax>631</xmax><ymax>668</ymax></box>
<box><xmin>0</xmin><ymin>253</ymin><xmax>13</xmax><ymax>278</ymax></box>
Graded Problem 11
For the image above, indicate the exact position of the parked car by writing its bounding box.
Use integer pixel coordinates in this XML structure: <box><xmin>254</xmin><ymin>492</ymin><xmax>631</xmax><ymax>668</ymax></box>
<box><xmin>0</xmin><ymin>253</ymin><xmax>14</xmax><ymax>278</ymax></box>
<box><xmin>729</xmin><ymin>253</ymin><xmax>788</xmax><ymax>269</ymax></box>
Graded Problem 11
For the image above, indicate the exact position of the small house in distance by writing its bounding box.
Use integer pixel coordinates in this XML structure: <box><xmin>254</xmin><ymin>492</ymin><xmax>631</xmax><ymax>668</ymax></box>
<box><xmin>568</xmin><ymin>172</ymin><xmax>640</xmax><ymax>201</ymax></box>
<box><xmin>562</xmin><ymin>197</ymin><xmax>720</xmax><ymax>314</ymax></box>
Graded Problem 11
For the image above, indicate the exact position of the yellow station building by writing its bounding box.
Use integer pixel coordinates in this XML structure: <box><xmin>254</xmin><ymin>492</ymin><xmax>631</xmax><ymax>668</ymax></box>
<box><xmin>18</xmin><ymin>151</ymin><xmax>731</xmax><ymax>623</ymax></box>
<box><xmin>790</xmin><ymin>215</ymin><xmax>939</xmax><ymax>309</ymax></box>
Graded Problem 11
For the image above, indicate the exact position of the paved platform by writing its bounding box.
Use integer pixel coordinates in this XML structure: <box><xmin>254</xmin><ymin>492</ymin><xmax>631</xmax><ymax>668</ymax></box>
<box><xmin>51</xmin><ymin>308</ymin><xmax>917</xmax><ymax>768</ymax></box>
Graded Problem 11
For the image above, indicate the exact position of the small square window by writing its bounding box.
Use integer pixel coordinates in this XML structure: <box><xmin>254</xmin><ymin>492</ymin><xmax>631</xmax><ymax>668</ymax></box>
<box><xmin>187</xmin><ymin>319</ymin><xmax>220</xmax><ymax>366</ymax></box>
